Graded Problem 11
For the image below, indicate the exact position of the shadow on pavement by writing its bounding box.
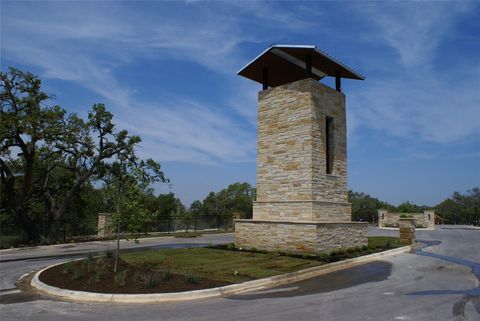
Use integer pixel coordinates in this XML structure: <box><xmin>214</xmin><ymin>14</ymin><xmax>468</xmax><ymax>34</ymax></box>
<box><xmin>407</xmin><ymin>239</ymin><xmax>480</xmax><ymax>319</ymax></box>
<box><xmin>229</xmin><ymin>261</ymin><xmax>392</xmax><ymax>300</ymax></box>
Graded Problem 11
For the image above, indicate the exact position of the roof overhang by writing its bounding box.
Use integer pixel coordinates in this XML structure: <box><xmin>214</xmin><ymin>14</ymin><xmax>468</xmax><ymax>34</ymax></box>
<box><xmin>237</xmin><ymin>44</ymin><xmax>365</xmax><ymax>87</ymax></box>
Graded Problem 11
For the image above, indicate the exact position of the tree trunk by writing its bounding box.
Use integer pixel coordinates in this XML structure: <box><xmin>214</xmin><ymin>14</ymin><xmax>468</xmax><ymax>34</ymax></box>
<box><xmin>48</xmin><ymin>214</ymin><xmax>63</xmax><ymax>242</ymax></box>
<box><xmin>1</xmin><ymin>158</ymin><xmax>40</xmax><ymax>242</ymax></box>
<box><xmin>47</xmin><ymin>177</ymin><xmax>85</xmax><ymax>241</ymax></box>
<box><xmin>14</xmin><ymin>205</ymin><xmax>40</xmax><ymax>242</ymax></box>
<box><xmin>114</xmin><ymin>223</ymin><xmax>120</xmax><ymax>273</ymax></box>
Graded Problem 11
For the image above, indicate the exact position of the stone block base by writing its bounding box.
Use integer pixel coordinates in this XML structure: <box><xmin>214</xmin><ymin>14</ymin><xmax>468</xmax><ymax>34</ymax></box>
<box><xmin>235</xmin><ymin>219</ymin><xmax>368</xmax><ymax>255</ymax></box>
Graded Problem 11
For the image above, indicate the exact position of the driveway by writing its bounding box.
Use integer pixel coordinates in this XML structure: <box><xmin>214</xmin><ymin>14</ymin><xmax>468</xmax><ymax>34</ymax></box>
<box><xmin>0</xmin><ymin>226</ymin><xmax>478</xmax><ymax>321</ymax></box>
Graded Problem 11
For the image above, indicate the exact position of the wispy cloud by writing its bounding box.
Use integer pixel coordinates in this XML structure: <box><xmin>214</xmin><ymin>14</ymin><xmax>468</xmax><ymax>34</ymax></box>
<box><xmin>347</xmin><ymin>2</ymin><xmax>480</xmax><ymax>145</ymax></box>
<box><xmin>2</xmin><ymin>0</ymin><xmax>479</xmax><ymax>166</ymax></box>
<box><xmin>2</xmin><ymin>2</ymin><xmax>263</xmax><ymax>163</ymax></box>
<box><xmin>116</xmin><ymin>99</ymin><xmax>256</xmax><ymax>164</ymax></box>
<box><xmin>354</xmin><ymin>2</ymin><xmax>475</xmax><ymax>67</ymax></box>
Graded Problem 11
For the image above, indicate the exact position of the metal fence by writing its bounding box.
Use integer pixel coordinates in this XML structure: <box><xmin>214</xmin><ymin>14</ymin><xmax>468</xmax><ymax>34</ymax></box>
<box><xmin>0</xmin><ymin>218</ymin><xmax>98</xmax><ymax>249</ymax></box>
<box><xmin>0</xmin><ymin>214</ymin><xmax>234</xmax><ymax>249</ymax></box>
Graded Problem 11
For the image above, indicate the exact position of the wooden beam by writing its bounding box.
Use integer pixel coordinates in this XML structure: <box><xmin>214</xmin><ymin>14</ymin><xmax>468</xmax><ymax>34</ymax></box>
<box><xmin>262</xmin><ymin>67</ymin><xmax>269</xmax><ymax>90</ymax></box>
<box><xmin>335</xmin><ymin>71</ymin><xmax>342</xmax><ymax>92</ymax></box>
<box><xmin>305</xmin><ymin>54</ymin><xmax>312</xmax><ymax>77</ymax></box>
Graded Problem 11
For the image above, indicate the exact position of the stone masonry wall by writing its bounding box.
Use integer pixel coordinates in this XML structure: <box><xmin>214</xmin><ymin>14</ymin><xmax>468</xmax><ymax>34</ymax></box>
<box><xmin>315</xmin><ymin>222</ymin><xmax>368</xmax><ymax>254</ymax></box>
<box><xmin>236</xmin><ymin>220</ymin><xmax>317</xmax><ymax>254</ymax></box>
<box><xmin>236</xmin><ymin>220</ymin><xmax>367</xmax><ymax>255</ymax></box>
<box><xmin>311</xmin><ymin>81</ymin><xmax>348</xmax><ymax>203</ymax></box>
<box><xmin>97</xmin><ymin>213</ymin><xmax>112</xmax><ymax>238</ymax></box>
<box><xmin>254</xmin><ymin>78</ymin><xmax>350</xmax><ymax>222</ymax></box>
<box><xmin>399</xmin><ymin>219</ymin><xmax>416</xmax><ymax>244</ymax></box>
<box><xmin>378</xmin><ymin>210</ymin><xmax>435</xmax><ymax>229</ymax></box>
<box><xmin>253</xmin><ymin>201</ymin><xmax>351</xmax><ymax>222</ymax></box>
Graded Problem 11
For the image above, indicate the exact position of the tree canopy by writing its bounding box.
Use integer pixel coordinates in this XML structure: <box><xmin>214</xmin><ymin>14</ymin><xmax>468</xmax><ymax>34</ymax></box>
<box><xmin>190</xmin><ymin>182</ymin><xmax>256</xmax><ymax>218</ymax></box>
<box><xmin>1</xmin><ymin>67</ymin><xmax>168</xmax><ymax>242</ymax></box>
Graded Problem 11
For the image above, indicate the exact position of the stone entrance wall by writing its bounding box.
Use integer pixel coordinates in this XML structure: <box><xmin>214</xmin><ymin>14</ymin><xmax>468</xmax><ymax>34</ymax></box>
<box><xmin>378</xmin><ymin>210</ymin><xmax>435</xmax><ymax>229</ymax></box>
<box><xmin>97</xmin><ymin>213</ymin><xmax>113</xmax><ymax>238</ymax></box>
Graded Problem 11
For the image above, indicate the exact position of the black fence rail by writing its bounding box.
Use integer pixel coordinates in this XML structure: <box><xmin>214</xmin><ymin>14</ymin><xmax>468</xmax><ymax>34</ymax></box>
<box><xmin>145</xmin><ymin>215</ymin><xmax>234</xmax><ymax>234</ymax></box>
<box><xmin>0</xmin><ymin>214</ymin><xmax>234</xmax><ymax>249</ymax></box>
<box><xmin>0</xmin><ymin>218</ymin><xmax>98</xmax><ymax>249</ymax></box>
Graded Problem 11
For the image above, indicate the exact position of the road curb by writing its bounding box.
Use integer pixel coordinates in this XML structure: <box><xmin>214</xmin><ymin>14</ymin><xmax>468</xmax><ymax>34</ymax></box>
<box><xmin>29</xmin><ymin>245</ymin><xmax>414</xmax><ymax>304</ymax></box>
<box><xmin>377</xmin><ymin>227</ymin><xmax>435</xmax><ymax>231</ymax></box>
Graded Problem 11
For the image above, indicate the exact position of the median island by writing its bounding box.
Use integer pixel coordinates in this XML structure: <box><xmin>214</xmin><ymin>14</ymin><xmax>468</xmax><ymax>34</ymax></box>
<box><xmin>38</xmin><ymin>236</ymin><xmax>402</xmax><ymax>294</ymax></box>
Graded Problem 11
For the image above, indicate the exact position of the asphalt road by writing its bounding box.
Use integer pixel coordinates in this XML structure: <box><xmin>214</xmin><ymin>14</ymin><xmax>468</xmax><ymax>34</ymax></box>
<box><xmin>0</xmin><ymin>226</ymin><xmax>479</xmax><ymax>321</ymax></box>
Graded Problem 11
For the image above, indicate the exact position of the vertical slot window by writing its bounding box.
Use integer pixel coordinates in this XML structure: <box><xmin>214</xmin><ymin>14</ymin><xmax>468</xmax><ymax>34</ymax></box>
<box><xmin>326</xmin><ymin>116</ymin><xmax>334</xmax><ymax>174</ymax></box>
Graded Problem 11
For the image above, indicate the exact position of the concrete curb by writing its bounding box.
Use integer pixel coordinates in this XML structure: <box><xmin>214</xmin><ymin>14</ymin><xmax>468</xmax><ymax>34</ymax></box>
<box><xmin>29</xmin><ymin>245</ymin><xmax>413</xmax><ymax>304</ymax></box>
<box><xmin>377</xmin><ymin>227</ymin><xmax>435</xmax><ymax>231</ymax></box>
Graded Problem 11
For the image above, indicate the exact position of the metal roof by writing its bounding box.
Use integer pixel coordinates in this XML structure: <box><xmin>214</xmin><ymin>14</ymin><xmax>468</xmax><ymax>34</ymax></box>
<box><xmin>237</xmin><ymin>44</ymin><xmax>365</xmax><ymax>87</ymax></box>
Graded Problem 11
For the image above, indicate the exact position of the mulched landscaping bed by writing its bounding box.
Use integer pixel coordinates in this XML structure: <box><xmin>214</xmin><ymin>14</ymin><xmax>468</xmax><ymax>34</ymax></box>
<box><xmin>38</xmin><ymin>237</ymin><xmax>403</xmax><ymax>295</ymax></box>
<box><xmin>39</xmin><ymin>257</ymin><xmax>230</xmax><ymax>294</ymax></box>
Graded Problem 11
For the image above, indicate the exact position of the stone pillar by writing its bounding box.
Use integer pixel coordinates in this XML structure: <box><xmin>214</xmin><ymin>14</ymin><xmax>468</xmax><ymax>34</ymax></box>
<box><xmin>378</xmin><ymin>209</ymin><xmax>388</xmax><ymax>228</ymax></box>
<box><xmin>235</xmin><ymin>78</ymin><xmax>368</xmax><ymax>255</ymax></box>
<box><xmin>97</xmin><ymin>213</ymin><xmax>113</xmax><ymax>238</ymax></box>
<box><xmin>424</xmin><ymin>210</ymin><xmax>435</xmax><ymax>229</ymax></box>
<box><xmin>253</xmin><ymin>78</ymin><xmax>351</xmax><ymax>222</ymax></box>
<box><xmin>399</xmin><ymin>218</ymin><xmax>416</xmax><ymax>244</ymax></box>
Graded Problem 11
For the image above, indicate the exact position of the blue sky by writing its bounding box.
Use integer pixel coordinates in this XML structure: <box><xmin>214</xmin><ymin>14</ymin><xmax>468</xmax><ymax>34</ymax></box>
<box><xmin>1</xmin><ymin>1</ymin><xmax>479</xmax><ymax>207</ymax></box>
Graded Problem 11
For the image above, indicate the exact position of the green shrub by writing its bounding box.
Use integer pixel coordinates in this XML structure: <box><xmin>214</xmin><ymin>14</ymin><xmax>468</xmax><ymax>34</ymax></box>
<box><xmin>162</xmin><ymin>270</ymin><xmax>172</xmax><ymax>281</ymax></box>
<box><xmin>226</xmin><ymin>243</ymin><xmax>235</xmax><ymax>251</ymax></box>
<box><xmin>87</xmin><ymin>270</ymin><xmax>103</xmax><ymax>285</ymax></box>
<box><xmin>71</xmin><ymin>268</ymin><xmax>83</xmax><ymax>280</ymax></box>
<box><xmin>317</xmin><ymin>253</ymin><xmax>329</xmax><ymax>260</ymax></box>
<box><xmin>114</xmin><ymin>270</ymin><xmax>128</xmax><ymax>287</ymax></box>
<box><xmin>62</xmin><ymin>262</ymin><xmax>75</xmax><ymax>275</ymax></box>
<box><xmin>136</xmin><ymin>260</ymin><xmax>155</xmax><ymax>272</ymax></box>
<box><xmin>87</xmin><ymin>260</ymin><xmax>97</xmax><ymax>273</ymax></box>
<box><xmin>137</xmin><ymin>270</ymin><xmax>160</xmax><ymax>289</ymax></box>
<box><xmin>105</xmin><ymin>250</ymin><xmax>115</xmax><ymax>258</ymax></box>
<box><xmin>96</xmin><ymin>257</ymin><xmax>105</xmax><ymax>266</ymax></box>
<box><xmin>346</xmin><ymin>248</ymin><xmax>355</xmax><ymax>253</ymax></box>
<box><xmin>185</xmin><ymin>272</ymin><xmax>198</xmax><ymax>284</ymax></box>
<box><xmin>361</xmin><ymin>245</ymin><xmax>368</xmax><ymax>251</ymax></box>
<box><xmin>94</xmin><ymin>270</ymin><xmax>105</xmax><ymax>282</ymax></box>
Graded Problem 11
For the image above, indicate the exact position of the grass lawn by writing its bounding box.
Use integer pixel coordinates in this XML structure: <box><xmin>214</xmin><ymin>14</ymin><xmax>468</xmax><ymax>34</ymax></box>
<box><xmin>122</xmin><ymin>248</ymin><xmax>321</xmax><ymax>283</ymax></box>
<box><xmin>368</xmin><ymin>236</ymin><xmax>404</xmax><ymax>248</ymax></box>
<box><xmin>122</xmin><ymin>236</ymin><xmax>403</xmax><ymax>283</ymax></box>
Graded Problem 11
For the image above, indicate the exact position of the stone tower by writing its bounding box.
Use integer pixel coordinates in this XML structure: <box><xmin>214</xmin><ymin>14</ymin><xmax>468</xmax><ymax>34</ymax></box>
<box><xmin>235</xmin><ymin>45</ymin><xmax>368</xmax><ymax>255</ymax></box>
